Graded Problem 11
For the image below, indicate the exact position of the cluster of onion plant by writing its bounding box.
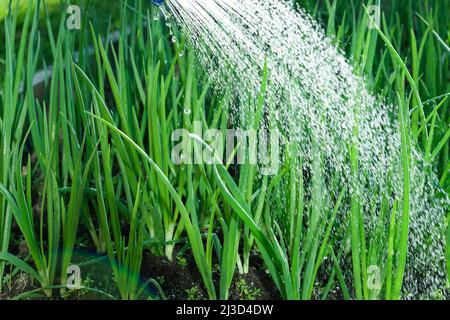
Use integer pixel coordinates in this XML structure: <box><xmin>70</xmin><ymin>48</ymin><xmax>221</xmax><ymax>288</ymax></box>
<box><xmin>0</xmin><ymin>0</ymin><xmax>448</xmax><ymax>301</ymax></box>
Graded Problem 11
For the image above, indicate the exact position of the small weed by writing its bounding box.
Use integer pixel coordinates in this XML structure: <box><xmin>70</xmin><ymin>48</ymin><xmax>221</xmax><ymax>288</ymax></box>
<box><xmin>236</xmin><ymin>279</ymin><xmax>261</xmax><ymax>300</ymax></box>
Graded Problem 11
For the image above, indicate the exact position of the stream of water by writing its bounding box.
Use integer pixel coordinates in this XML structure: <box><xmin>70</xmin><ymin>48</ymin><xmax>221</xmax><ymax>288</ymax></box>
<box><xmin>161</xmin><ymin>0</ymin><xmax>447</xmax><ymax>298</ymax></box>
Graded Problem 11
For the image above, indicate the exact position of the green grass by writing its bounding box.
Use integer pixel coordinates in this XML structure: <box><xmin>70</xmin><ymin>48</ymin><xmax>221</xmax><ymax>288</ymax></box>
<box><xmin>0</xmin><ymin>0</ymin><xmax>448</xmax><ymax>300</ymax></box>
<box><xmin>0</xmin><ymin>0</ymin><xmax>59</xmax><ymax>22</ymax></box>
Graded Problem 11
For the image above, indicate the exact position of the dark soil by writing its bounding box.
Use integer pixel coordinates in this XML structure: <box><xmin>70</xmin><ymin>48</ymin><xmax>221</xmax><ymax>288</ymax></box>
<box><xmin>0</xmin><ymin>271</ymin><xmax>36</xmax><ymax>300</ymax></box>
<box><xmin>1</xmin><ymin>232</ymin><xmax>281</xmax><ymax>301</ymax></box>
<box><xmin>141</xmin><ymin>249</ymin><xmax>281</xmax><ymax>300</ymax></box>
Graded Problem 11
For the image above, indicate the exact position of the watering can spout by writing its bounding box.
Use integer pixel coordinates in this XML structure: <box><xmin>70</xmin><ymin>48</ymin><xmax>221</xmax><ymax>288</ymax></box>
<box><xmin>152</xmin><ymin>0</ymin><xmax>165</xmax><ymax>6</ymax></box>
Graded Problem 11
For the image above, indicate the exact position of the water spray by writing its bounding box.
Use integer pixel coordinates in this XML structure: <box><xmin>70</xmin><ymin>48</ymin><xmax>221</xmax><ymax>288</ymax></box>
<box><xmin>168</xmin><ymin>0</ymin><xmax>448</xmax><ymax>298</ymax></box>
